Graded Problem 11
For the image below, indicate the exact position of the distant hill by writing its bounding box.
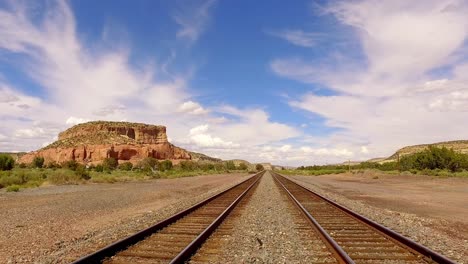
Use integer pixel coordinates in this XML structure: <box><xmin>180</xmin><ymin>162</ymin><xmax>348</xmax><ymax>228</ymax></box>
<box><xmin>189</xmin><ymin>151</ymin><xmax>222</xmax><ymax>163</ymax></box>
<box><xmin>385</xmin><ymin>140</ymin><xmax>468</xmax><ymax>162</ymax></box>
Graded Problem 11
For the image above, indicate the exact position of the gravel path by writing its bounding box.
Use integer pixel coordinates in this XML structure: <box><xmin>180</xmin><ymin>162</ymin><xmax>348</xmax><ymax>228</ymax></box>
<box><xmin>288</xmin><ymin>174</ymin><xmax>467</xmax><ymax>264</ymax></box>
<box><xmin>202</xmin><ymin>171</ymin><xmax>338</xmax><ymax>263</ymax></box>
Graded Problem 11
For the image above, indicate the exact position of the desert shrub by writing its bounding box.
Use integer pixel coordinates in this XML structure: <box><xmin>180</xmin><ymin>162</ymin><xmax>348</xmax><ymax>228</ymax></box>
<box><xmin>137</xmin><ymin>157</ymin><xmax>158</xmax><ymax>171</ymax></box>
<box><xmin>45</xmin><ymin>161</ymin><xmax>61</xmax><ymax>169</ymax></box>
<box><xmin>159</xmin><ymin>160</ymin><xmax>173</xmax><ymax>171</ymax></box>
<box><xmin>47</xmin><ymin>169</ymin><xmax>82</xmax><ymax>184</ymax></box>
<box><xmin>225</xmin><ymin>161</ymin><xmax>236</xmax><ymax>170</ymax></box>
<box><xmin>118</xmin><ymin>162</ymin><xmax>133</xmax><ymax>171</ymax></box>
<box><xmin>94</xmin><ymin>164</ymin><xmax>104</xmax><ymax>172</ymax></box>
<box><xmin>17</xmin><ymin>163</ymin><xmax>27</xmax><ymax>168</ymax></box>
<box><xmin>255</xmin><ymin>164</ymin><xmax>264</xmax><ymax>171</ymax></box>
<box><xmin>0</xmin><ymin>154</ymin><xmax>15</xmax><ymax>171</ymax></box>
<box><xmin>75</xmin><ymin>165</ymin><xmax>91</xmax><ymax>180</ymax></box>
<box><xmin>62</xmin><ymin>160</ymin><xmax>79</xmax><ymax>171</ymax></box>
<box><xmin>400</xmin><ymin>146</ymin><xmax>468</xmax><ymax>172</ymax></box>
<box><xmin>199</xmin><ymin>163</ymin><xmax>215</xmax><ymax>171</ymax></box>
<box><xmin>6</xmin><ymin>185</ymin><xmax>20</xmax><ymax>192</ymax></box>
<box><xmin>211</xmin><ymin>163</ymin><xmax>223</xmax><ymax>171</ymax></box>
<box><xmin>102</xmin><ymin>157</ymin><xmax>118</xmax><ymax>170</ymax></box>
<box><xmin>32</xmin><ymin>157</ymin><xmax>45</xmax><ymax>168</ymax></box>
<box><xmin>238</xmin><ymin>163</ymin><xmax>248</xmax><ymax>170</ymax></box>
<box><xmin>180</xmin><ymin>161</ymin><xmax>198</xmax><ymax>171</ymax></box>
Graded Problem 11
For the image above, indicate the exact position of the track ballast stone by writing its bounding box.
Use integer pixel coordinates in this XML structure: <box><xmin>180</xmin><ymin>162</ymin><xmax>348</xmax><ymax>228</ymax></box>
<box><xmin>212</xmin><ymin>171</ymin><xmax>337</xmax><ymax>263</ymax></box>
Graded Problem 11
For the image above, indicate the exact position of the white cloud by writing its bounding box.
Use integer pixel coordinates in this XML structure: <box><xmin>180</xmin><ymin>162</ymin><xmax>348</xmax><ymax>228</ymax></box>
<box><xmin>173</xmin><ymin>0</ymin><xmax>216</xmax><ymax>43</ymax></box>
<box><xmin>269</xmin><ymin>29</ymin><xmax>321</xmax><ymax>47</ymax></box>
<box><xmin>188</xmin><ymin>124</ymin><xmax>239</xmax><ymax>148</ymax></box>
<box><xmin>178</xmin><ymin>101</ymin><xmax>209</xmax><ymax>115</ymax></box>
<box><xmin>360</xmin><ymin>146</ymin><xmax>369</xmax><ymax>154</ymax></box>
<box><xmin>65</xmin><ymin>117</ymin><xmax>90</xmax><ymax>125</ymax></box>
<box><xmin>279</xmin><ymin>144</ymin><xmax>292</xmax><ymax>152</ymax></box>
<box><xmin>274</xmin><ymin>0</ymin><xmax>468</xmax><ymax>161</ymax></box>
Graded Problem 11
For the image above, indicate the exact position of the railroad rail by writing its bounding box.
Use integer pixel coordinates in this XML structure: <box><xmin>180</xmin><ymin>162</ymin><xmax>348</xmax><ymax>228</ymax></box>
<box><xmin>72</xmin><ymin>171</ymin><xmax>264</xmax><ymax>264</ymax></box>
<box><xmin>272</xmin><ymin>171</ymin><xmax>456</xmax><ymax>264</ymax></box>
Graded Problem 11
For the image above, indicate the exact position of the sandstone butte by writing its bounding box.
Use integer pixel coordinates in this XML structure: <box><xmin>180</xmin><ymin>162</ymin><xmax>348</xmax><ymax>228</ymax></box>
<box><xmin>18</xmin><ymin>121</ymin><xmax>191</xmax><ymax>165</ymax></box>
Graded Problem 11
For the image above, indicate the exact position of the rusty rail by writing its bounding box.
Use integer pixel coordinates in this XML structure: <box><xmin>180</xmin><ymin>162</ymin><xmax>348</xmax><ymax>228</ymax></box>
<box><xmin>272</xmin><ymin>171</ymin><xmax>456</xmax><ymax>264</ymax></box>
<box><xmin>72</xmin><ymin>171</ymin><xmax>264</xmax><ymax>264</ymax></box>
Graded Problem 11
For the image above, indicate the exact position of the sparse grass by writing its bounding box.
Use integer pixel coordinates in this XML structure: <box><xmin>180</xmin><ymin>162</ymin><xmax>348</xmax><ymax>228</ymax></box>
<box><xmin>0</xmin><ymin>164</ymin><xmax>248</xmax><ymax>190</ymax></box>
<box><xmin>6</xmin><ymin>185</ymin><xmax>20</xmax><ymax>192</ymax></box>
<box><xmin>280</xmin><ymin>169</ymin><xmax>347</xmax><ymax>176</ymax></box>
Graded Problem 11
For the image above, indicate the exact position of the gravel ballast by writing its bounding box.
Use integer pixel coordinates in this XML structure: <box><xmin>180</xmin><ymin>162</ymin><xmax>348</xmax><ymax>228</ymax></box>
<box><xmin>207</xmin><ymin>171</ymin><xmax>338</xmax><ymax>263</ymax></box>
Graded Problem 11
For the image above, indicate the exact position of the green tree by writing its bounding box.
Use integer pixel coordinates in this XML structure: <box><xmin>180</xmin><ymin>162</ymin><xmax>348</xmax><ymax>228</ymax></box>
<box><xmin>32</xmin><ymin>156</ymin><xmax>45</xmax><ymax>168</ymax></box>
<box><xmin>255</xmin><ymin>164</ymin><xmax>264</xmax><ymax>171</ymax></box>
<box><xmin>0</xmin><ymin>154</ymin><xmax>15</xmax><ymax>171</ymax></box>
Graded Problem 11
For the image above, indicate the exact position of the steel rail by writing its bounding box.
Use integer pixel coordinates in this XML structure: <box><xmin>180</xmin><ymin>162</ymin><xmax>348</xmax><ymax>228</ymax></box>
<box><xmin>273</xmin><ymin>171</ymin><xmax>457</xmax><ymax>264</ymax></box>
<box><xmin>72</xmin><ymin>171</ymin><xmax>264</xmax><ymax>264</ymax></box>
<box><xmin>272</xmin><ymin>172</ymin><xmax>355</xmax><ymax>264</ymax></box>
<box><xmin>169</xmin><ymin>171</ymin><xmax>262</xmax><ymax>263</ymax></box>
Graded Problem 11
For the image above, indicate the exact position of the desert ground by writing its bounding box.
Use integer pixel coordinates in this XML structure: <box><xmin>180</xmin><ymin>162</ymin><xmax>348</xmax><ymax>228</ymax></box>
<box><xmin>0</xmin><ymin>173</ymin><xmax>248</xmax><ymax>263</ymax></box>
<box><xmin>289</xmin><ymin>171</ymin><xmax>468</xmax><ymax>263</ymax></box>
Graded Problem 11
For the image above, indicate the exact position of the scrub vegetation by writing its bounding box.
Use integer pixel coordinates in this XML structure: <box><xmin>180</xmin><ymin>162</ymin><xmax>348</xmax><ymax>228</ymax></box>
<box><xmin>282</xmin><ymin>146</ymin><xmax>468</xmax><ymax>177</ymax></box>
<box><xmin>0</xmin><ymin>157</ymin><xmax>257</xmax><ymax>191</ymax></box>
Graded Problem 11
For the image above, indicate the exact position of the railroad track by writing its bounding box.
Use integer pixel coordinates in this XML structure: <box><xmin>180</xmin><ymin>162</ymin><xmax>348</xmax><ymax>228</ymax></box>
<box><xmin>272</xmin><ymin>171</ymin><xmax>457</xmax><ymax>264</ymax></box>
<box><xmin>72</xmin><ymin>171</ymin><xmax>264</xmax><ymax>264</ymax></box>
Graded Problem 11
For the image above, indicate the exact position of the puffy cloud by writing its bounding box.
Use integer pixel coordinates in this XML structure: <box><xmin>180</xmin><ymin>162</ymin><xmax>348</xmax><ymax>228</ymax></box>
<box><xmin>178</xmin><ymin>101</ymin><xmax>209</xmax><ymax>115</ymax></box>
<box><xmin>275</xmin><ymin>0</ymin><xmax>468</xmax><ymax>160</ymax></box>
<box><xmin>187</xmin><ymin>124</ymin><xmax>239</xmax><ymax>148</ymax></box>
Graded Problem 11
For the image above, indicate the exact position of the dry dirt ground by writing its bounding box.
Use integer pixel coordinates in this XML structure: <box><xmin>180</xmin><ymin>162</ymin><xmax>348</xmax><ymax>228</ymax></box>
<box><xmin>0</xmin><ymin>173</ymin><xmax>248</xmax><ymax>264</ymax></box>
<box><xmin>289</xmin><ymin>172</ymin><xmax>468</xmax><ymax>263</ymax></box>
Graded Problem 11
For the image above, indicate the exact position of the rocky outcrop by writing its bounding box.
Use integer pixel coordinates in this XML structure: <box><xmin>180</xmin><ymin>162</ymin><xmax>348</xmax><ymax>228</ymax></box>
<box><xmin>19</xmin><ymin>121</ymin><xmax>191</xmax><ymax>165</ymax></box>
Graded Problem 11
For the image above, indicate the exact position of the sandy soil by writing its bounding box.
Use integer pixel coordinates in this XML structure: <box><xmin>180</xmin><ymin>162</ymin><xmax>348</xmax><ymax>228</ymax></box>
<box><xmin>0</xmin><ymin>173</ymin><xmax>248</xmax><ymax>263</ymax></box>
<box><xmin>290</xmin><ymin>172</ymin><xmax>468</xmax><ymax>263</ymax></box>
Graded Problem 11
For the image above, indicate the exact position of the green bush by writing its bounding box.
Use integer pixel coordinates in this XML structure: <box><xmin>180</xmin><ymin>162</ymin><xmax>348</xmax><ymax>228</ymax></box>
<box><xmin>94</xmin><ymin>164</ymin><xmax>104</xmax><ymax>172</ymax></box>
<box><xmin>45</xmin><ymin>161</ymin><xmax>61</xmax><ymax>169</ymax></box>
<box><xmin>62</xmin><ymin>160</ymin><xmax>79</xmax><ymax>171</ymax></box>
<box><xmin>137</xmin><ymin>157</ymin><xmax>158</xmax><ymax>171</ymax></box>
<box><xmin>238</xmin><ymin>163</ymin><xmax>248</xmax><ymax>170</ymax></box>
<box><xmin>47</xmin><ymin>169</ymin><xmax>82</xmax><ymax>184</ymax></box>
<box><xmin>32</xmin><ymin>157</ymin><xmax>45</xmax><ymax>168</ymax></box>
<box><xmin>102</xmin><ymin>157</ymin><xmax>118</xmax><ymax>170</ymax></box>
<box><xmin>180</xmin><ymin>161</ymin><xmax>198</xmax><ymax>171</ymax></box>
<box><xmin>255</xmin><ymin>164</ymin><xmax>264</xmax><ymax>171</ymax></box>
<box><xmin>75</xmin><ymin>165</ymin><xmax>91</xmax><ymax>180</ymax></box>
<box><xmin>118</xmin><ymin>162</ymin><xmax>133</xmax><ymax>171</ymax></box>
<box><xmin>159</xmin><ymin>160</ymin><xmax>173</xmax><ymax>171</ymax></box>
<box><xmin>225</xmin><ymin>161</ymin><xmax>236</xmax><ymax>170</ymax></box>
<box><xmin>6</xmin><ymin>185</ymin><xmax>20</xmax><ymax>192</ymax></box>
<box><xmin>0</xmin><ymin>154</ymin><xmax>15</xmax><ymax>171</ymax></box>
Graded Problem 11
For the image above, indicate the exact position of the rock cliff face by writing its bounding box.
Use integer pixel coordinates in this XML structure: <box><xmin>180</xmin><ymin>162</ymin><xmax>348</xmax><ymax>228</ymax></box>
<box><xmin>19</xmin><ymin>121</ymin><xmax>191</xmax><ymax>165</ymax></box>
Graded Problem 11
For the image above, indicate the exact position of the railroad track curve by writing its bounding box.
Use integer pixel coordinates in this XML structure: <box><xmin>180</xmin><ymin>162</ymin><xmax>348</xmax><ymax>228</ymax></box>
<box><xmin>272</xmin><ymin>171</ymin><xmax>456</xmax><ymax>264</ymax></box>
<box><xmin>72</xmin><ymin>171</ymin><xmax>264</xmax><ymax>264</ymax></box>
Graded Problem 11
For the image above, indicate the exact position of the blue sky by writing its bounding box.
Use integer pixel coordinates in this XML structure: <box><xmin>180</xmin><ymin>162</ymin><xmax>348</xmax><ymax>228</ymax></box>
<box><xmin>1</xmin><ymin>0</ymin><xmax>468</xmax><ymax>166</ymax></box>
